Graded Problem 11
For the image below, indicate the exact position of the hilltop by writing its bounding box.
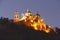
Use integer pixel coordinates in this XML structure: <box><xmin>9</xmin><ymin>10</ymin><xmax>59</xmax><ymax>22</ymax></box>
<box><xmin>0</xmin><ymin>17</ymin><xmax>60</xmax><ymax>40</ymax></box>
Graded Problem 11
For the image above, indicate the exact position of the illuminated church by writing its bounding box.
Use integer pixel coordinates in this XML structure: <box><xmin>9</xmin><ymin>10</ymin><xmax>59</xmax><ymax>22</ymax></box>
<box><xmin>14</xmin><ymin>9</ymin><xmax>51</xmax><ymax>33</ymax></box>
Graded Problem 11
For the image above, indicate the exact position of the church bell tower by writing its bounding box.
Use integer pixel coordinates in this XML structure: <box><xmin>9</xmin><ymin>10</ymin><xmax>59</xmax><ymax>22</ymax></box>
<box><xmin>14</xmin><ymin>10</ymin><xmax>19</xmax><ymax>23</ymax></box>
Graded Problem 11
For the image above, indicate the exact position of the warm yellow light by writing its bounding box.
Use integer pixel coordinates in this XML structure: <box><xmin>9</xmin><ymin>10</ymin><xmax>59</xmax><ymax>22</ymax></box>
<box><xmin>45</xmin><ymin>25</ymin><xmax>51</xmax><ymax>33</ymax></box>
<box><xmin>45</xmin><ymin>30</ymin><xmax>50</xmax><ymax>33</ymax></box>
<box><xmin>45</xmin><ymin>28</ymin><xmax>51</xmax><ymax>33</ymax></box>
<box><xmin>48</xmin><ymin>26</ymin><xmax>51</xmax><ymax>28</ymax></box>
<box><xmin>20</xmin><ymin>16</ymin><xmax>26</xmax><ymax>21</ymax></box>
<box><xmin>41</xmin><ymin>19</ymin><xmax>43</xmax><ymax>22</ymax></box>
<box><xmin>30</xmin><ymin>20</ymin><xmax>33</xmax><ymax>22</ymax></box>
<box><xmin>32</xmin><ymin>23</ymin><xmax>38</xmax><ymax>30</ymax></box>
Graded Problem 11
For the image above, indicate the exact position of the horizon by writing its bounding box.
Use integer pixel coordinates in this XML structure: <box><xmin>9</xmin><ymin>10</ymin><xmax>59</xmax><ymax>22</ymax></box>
<box><xmin>0</xmin><ymin>0</ymin><xmax>60</xmax><ymax>28</ymax></box>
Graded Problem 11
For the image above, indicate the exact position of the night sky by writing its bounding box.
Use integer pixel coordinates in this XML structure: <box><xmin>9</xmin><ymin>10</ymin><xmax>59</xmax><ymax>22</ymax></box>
<box><xmin>0</xmin><ymin>0</ymin><xmax>60</xmax><ymax>28</ymax></box>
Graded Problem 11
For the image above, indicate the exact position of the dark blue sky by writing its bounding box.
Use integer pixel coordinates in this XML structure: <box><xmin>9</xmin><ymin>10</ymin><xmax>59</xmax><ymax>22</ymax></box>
<box><xmin>0</xmin><ymin>0</ymin><xmax>60</xmax><ymax>28</ymax></box>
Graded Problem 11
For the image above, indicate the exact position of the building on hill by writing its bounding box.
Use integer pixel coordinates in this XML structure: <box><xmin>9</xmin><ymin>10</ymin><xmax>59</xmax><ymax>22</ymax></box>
<box><xmin>14</xmin><ymin>9</ymin><xmax>51</xmax><ymax>33</ymax></box>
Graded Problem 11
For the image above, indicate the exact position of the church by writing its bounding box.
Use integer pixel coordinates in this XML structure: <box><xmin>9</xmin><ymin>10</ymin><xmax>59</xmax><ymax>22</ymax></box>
<box><xmin>14</xmin><ymin>9</ymin><xmax>43</xmax><ymax>23</ymax></box>
<box><xmin>14</xmin><ymin>9</ymin><xmax>51</xmax><ymax>33</ymax></box>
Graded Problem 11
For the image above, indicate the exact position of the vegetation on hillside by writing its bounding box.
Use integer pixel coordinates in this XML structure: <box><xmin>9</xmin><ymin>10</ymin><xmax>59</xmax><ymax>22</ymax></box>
<box><xmin>0</xmin><ymin>17</ymin><xmax>60</xmax><ymax>40</ymax></box>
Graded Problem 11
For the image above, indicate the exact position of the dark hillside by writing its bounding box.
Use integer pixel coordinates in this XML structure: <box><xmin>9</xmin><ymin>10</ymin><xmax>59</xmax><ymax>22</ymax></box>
<box><xmin>0</xmin><ymin>18</ymin><xmax>60</xmax><ymax>40</ymax></box>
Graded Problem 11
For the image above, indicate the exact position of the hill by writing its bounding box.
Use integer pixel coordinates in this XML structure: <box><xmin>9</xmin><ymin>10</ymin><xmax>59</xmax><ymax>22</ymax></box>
<box><xmin>0</xmin><ymin>17</ymin><xmax>60</xmax><ymax>40</ymax></box>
